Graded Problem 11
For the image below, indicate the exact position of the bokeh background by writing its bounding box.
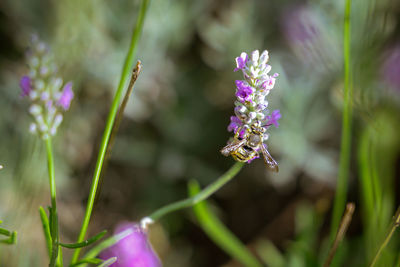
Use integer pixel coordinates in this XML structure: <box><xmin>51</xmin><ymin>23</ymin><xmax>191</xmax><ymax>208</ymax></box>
<box><xmin>1</xmin><ymin>0</ymin><xmax>400</xmax><ymax>266</ymax></box>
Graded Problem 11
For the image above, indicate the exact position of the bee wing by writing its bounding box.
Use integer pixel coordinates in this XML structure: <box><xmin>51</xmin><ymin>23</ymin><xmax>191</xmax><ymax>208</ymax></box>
<box><xmin>220</xmin><ymin>139</ymin><xmax>246</xmax><ymax>156</ymax></box>
<box><xmin>260</xmin><ymin>144</ymin><xmax>279</xmax><ymax>172</ymax></box>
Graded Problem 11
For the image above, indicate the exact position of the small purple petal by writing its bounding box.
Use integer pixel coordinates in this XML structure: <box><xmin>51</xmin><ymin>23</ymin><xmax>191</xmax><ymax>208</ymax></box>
<box><xmin>234</xmin><ymin>52</ymin><xmax>248</xmax><ymax>72</ymax></box>
<box><xmin>266</xmin><ymin>110</ymin><xmax>281</xmax><ymax>127</ymax></box>
<box><xmin>20</xmin><ymin>76</ymin><xmax>32</xmax><ymax>97</ymax></box>
<box><xmin>238</xmin><ymin>128</ymin><xmax>246</xmax><ymax>138</ymax></box>
<box><xmin>57</xmin><ymin>82</ymin><xmax>74</xmax><ymax>110</ymax></box>
<box><xmin>227</xmin><ymin>116</ymin><xmax>242</xmax><ymax>133</ymax></box>
<box><xmin>235</xmin><ymin>80</ymin><xmax>254</xmax><ymax>102</ymax></box>
<box><xmin>99</xmin><ymin>222</ymin><xmax>161</xmax><ymax>267</ymax></box>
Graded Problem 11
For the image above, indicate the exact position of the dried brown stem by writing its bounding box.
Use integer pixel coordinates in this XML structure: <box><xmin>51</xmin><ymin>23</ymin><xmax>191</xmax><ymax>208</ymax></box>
<box><xmin>324</xmin><ymin>203</ymin><xmax>355</xmax><ymax>267</ymax></box>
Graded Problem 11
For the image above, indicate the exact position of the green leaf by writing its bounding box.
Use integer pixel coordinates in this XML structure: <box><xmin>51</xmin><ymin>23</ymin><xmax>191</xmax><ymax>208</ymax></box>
<box><xmin>39</xmin><ymin>206</ymin><xmax>53</xmax><ymax>257</ymax></box>
<box><xmin>60</xmin><ymin>230</ymin><xmax>107</xmax><ymax>249</ymax></box>
<box><xmin>188</xmin><ymin>179</ymin><xmax>263</xmax><ymax>267</ymax></box>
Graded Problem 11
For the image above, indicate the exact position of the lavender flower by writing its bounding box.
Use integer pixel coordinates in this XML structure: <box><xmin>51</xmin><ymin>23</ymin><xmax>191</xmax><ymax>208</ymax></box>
<box><xmin>231</xmin><ymin>50</ymin><xmax>280</xmax><ymax>133</ymax></box>
<box><xmin>221</xmin><ymin>50</ymin><xmax>280</xmax><ymax>170</ymax></box>
<box><xmin>20</xmin><ymin>36</ymin><xmax>74</xmax><ymax>139</ymax></box>
<box><xmin>266</xmin><ymin>110</ymin><xmax>281</xmax><ymax>127</ymax></box>
<box><xmin>99</xmin><ymin>222</ymin><xmax>161</xmax><ymax>267</ymax></box>
<box><xmin>382</xmin><ymin>45</ymin><xmax>400</xmax><ymax>92</ymax></box>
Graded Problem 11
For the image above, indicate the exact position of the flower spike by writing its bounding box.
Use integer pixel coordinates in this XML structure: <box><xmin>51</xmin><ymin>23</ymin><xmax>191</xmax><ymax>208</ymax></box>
<box><xmin>221</xmin><ymin>50</ymin><xmax>280</xmax><ymax>171</ymax></box>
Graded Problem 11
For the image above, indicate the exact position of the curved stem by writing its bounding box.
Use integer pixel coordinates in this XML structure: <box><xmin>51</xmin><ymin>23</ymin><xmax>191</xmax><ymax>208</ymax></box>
<box><xmin>146</xmin><ymin>162</ymin><xmax>244</xmax><ymax>222</ymax></box>
<box><xmin>70</xmin><ymin>0</ymin><xmax>150</xmax><ymax>263</ymax></box>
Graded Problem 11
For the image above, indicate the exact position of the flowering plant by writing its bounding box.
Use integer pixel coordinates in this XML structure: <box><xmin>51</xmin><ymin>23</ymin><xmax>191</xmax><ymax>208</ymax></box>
<box><xmin>21</xmin><ymin>36</ymin><xmax>74</xmax><ymax>139</ymax></box>
<box><xmin>221</xmin><ymin>50</ymin><xmax>280</xmax><ymax>171</ymax></box>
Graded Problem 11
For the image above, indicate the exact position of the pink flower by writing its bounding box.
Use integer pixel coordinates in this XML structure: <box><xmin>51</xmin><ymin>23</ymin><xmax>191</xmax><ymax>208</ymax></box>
<box><xmin>57</xmin><ymin>82</ymin><xmax>74</xmax><ymax>110</ymax></box>
<box><xmin>99</xmin><ymin>223</ymin><xmax>161</xmax><ymax>267</ymax></box>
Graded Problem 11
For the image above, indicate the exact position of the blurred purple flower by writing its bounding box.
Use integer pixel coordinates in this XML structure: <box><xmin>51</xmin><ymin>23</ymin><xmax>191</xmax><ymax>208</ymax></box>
<box><xmin>234</xmin><ymin>52</ymin><xmax>248</xmax><ymax>72</ymax></box>
<box><xmin>282</xmin><ymin>6</ymin><xmax>319</xmax><ymax>43</ymax></box>
<box><xmin>382</xmin><ymin>45</ymin><xmax>400</xmax><ymax>91</ymax></box>
<box><xmin>266</xmin><ymin>110</ymin><xmax>281</xmax><ymax>127</ymax></box>
<box><xmin>20</xmin><ymin>76</ymin><xmax>32</xmax><ymax>97</ymax></box>
<box><xmin>227</xmin><ymin>116</ymin><xmax>243</xmax><ymax>133</ymax></box>
<box><xmin>99</xmin><ymin>222</ymin><xmax>161</xmax><ymax>267</ymax></box>
<box><xmin>57</xmin><ymin>82</ymin><xmax>74</xmax><ymax>110</ymax></box>
<box><xmin>235</xmin><ymin>80</ymin><xmax>254</xmax><ymax>102</ymax></box>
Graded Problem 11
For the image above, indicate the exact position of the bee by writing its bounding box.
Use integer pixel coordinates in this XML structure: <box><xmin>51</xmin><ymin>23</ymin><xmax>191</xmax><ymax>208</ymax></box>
<box><xmin>221</xmin><ymin>121</ymin><xmax>279</xmax><ymax>172</ymax></box>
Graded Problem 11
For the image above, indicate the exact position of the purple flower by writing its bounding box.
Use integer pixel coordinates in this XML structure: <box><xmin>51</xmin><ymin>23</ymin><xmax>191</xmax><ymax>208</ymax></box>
<box><xmin>265</xmin><ymin>109</ymin><xmax>281</xmax><ymax>127</ymax></box>
<box><xmin>234</xmin><ymin>52</ymin><xmax>248</xmax><ymax>72</ymax></box>
<box><xmin>235</xmin><ymin>80</ymin><xmax>254</xmax><ymax>102</ymax></box>
<box><xmin>57</xmin><ymin>82</ymin><xmax>74</xmax><ymax>110</ymax></box>
<box><xmin>382</xmin><ymin>45</ymin><xmax>400</xmax><ymax>91</ymax></box>
<box><xmin>20</xmin><ymin>76</ymin><xmax>32</xmax><ymax>97</ymax></box>
<box><xmin>227</xmin><ymin>116</ymin><xmax>243</xmax><ymax>133</ymax></box>
<box><xmin>99</xmin><ymin>222</ymin><xmax>161</xmax><ymax>267</ymax></box>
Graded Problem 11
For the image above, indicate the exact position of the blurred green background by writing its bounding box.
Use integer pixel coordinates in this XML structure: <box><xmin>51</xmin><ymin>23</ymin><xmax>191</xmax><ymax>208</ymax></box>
<box><xmin>0</xmin><ymin>0</ymin><xmax>400</xmax><ymax>266</ymax></box>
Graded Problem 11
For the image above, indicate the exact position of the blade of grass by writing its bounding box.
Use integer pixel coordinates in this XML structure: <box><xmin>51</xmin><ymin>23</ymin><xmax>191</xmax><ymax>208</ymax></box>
<box><xmin>188</xmin><ymin>179</ymin><xmax>263</xmax><ymax>267</ymax></box>
<box><xmin>71</xmin><ymin>0</ymin><xmax>150</xmax><ymax>263</ymax></box>
<box><xmin>330</xmin><ymin>0</ymin><xmax>353</xmax><ymax>241</ymax></box>
<box><xmin>39</xmin><ymin>206</ymin><xmax>52</xmax><ymax>257</ymax></box>
<box><xmin>59</xmin><ymin>230</ymin><xmax>106</xmax><ymax>249</ymax></box>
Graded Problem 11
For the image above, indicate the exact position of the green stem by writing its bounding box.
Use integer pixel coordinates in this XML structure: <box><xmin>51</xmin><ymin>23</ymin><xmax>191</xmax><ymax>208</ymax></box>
<box><xmin>147</xmin><ymin>162</ymin><xmax>244</xmax><ymax>222</ymax></box>
<box><xmin>330</xmin><ymin>0</ymin><xmax>353</xmax><ymax>241</ymax></box>
<box><xmin>46</xmin><ymin>138</ymin><xmax>57</xmax><ymax>218</ymax></box>
<box><xmin>70</xmin><ymin>0</ymin><xmax>150</xmax><ymax>263</ymax></box>
<box><xmin>46</xmin><ymin>138</ymin><xmax>61</xmax><ymax>266</ymax></box>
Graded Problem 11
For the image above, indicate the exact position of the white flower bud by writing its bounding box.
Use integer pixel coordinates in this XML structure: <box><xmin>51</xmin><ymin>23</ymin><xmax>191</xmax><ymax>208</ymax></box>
<box><xmin>256</xmin><ymin>112</ymin><xmax>265</xmax><ymax>120</ymax></box>
<box><xmin>29</xmin><ymin>57</ymin><xmax>40</xmax><ymax>68</ymax></box>
<box><xmin>29</xmin><ymin>123</ymin><xmax>37</xmax><ymax>134</ymax></box>
<box><xmin>259</xmin><ymin>50</ymin><xmax>269</xmax><ymax>64</ymax></box>
<box><xmin>35</xmin><ymin>80</ymin><xmax>45</xmax><ymax>90</ymax></box>
<box><xmin>29</xmin><ymin>104</ymin><xmax>42</xmax><ymax>115</ymax></box>
<box><xmin>41</xmin><ymin>92</ymin><xmax>50</xmax><ymax>101</ymax></box>
<box><xmin>29</xmin><ymin>90</ymin><xmax>39</xmax><ymax>100</ymax></box>
<box><xmin>251</xmin><ymin>50</ymin><xmax>259</xmax><ymax>65</ymax></box>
